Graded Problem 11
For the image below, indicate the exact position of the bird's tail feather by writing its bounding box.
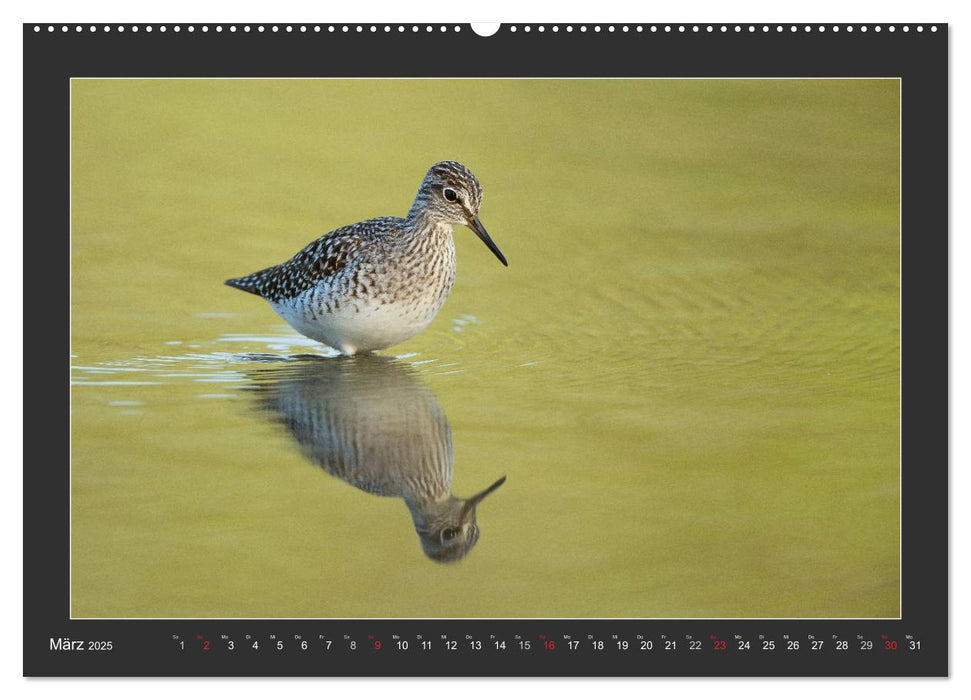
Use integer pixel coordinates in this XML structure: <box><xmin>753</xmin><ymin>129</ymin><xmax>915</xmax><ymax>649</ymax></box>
<box><xmin>225</xmin><ymin>273</ymin><xmax>265</xmax><ymax>296</ymax></box>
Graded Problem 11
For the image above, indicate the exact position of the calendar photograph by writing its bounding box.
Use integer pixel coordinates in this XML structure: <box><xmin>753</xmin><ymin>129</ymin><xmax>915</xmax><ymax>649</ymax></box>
<box><xmin>68</xmin><ymin>77</ymin><xmax>901</xmax><ymax>621</ymax></box>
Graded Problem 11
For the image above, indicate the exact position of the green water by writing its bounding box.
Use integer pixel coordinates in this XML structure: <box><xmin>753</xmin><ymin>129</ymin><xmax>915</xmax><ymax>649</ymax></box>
<box><xmin>71</xmin><ymin>79</ymin><xmax>900</xmax><ymax>619</ymax></box>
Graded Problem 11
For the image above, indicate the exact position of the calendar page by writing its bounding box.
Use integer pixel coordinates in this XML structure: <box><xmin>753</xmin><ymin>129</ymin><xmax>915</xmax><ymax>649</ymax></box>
<box><xmin>23</xmin><ymin>21</ymin><xmax>947</xmax><ymax>677</ymax></box>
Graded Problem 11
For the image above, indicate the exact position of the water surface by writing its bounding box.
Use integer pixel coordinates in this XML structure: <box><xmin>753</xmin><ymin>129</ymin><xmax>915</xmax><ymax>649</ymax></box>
<box><xmin>71</xmin><ymin>79</ymin><xmax>899</xmax><ymax>618</ymax></box>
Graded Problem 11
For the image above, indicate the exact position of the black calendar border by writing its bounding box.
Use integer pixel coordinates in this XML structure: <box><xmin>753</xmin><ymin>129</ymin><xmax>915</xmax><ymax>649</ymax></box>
<box><xmin>23</xmin><ymin>23</ymin><xmax>948</xmax><ymax>677</ymax></box>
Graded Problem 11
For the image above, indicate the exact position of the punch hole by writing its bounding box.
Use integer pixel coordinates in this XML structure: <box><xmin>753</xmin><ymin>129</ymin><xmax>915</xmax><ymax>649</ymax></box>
<box><xmin>471</xmin><ymin>23</ymin><xmax>500</xmax><ymax>37</ymax></box>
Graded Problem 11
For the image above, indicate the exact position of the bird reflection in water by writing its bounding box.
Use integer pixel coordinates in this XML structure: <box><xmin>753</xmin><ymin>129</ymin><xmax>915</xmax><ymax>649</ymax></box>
<box><xmin>245</xmin><ymin>355</ymin><xmax>506</xmax><ymax>563</ymax></box>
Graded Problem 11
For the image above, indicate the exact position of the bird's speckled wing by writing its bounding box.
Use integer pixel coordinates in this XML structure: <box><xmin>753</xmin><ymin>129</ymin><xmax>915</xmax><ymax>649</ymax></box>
<box><xmin>225</xmin><ymin>217</ymin><xmax>403</xmax><ymax>302</ymax></box>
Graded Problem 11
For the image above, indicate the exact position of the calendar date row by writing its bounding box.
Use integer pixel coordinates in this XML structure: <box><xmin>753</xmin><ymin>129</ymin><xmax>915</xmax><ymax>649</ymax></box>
<box><xmin>175</xmin><ymin>634</ymin><xmax>922</xmax><ymax>654</ymax></box>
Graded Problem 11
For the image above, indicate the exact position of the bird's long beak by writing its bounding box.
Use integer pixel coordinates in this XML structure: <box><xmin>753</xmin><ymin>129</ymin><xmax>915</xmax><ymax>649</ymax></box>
<box><xmin>468</xmin><ymin>216</ymin><xmax>508</xmax><ymax>267</ymax></box>
<box><xmin>466</xmin><ymin>475</ymin><xmax>507</xmax><ymax>510</ymax></box>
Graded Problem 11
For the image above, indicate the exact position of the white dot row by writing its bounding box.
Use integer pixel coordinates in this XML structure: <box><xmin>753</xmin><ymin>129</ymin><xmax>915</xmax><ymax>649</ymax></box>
<box><xmin>32</xmin><ymin>24</ymin><xmax>940</xmax><ymax>35</ymax></box>
<box><xmin>33</xmin><ymin>25</ymin><xmax>465</xmax><ymax>34</ymax></box>
<box><xmin>510</xmin><ymin>24</ymin><xmax>936</xmax><ymax>33</ymax></box>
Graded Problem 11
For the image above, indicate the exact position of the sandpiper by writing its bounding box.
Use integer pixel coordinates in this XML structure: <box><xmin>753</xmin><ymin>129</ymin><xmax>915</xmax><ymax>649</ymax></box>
<box><xmin>225</xmin><ymin>161</ymin><xmax>507</xmax><ymax>356</ymax></box>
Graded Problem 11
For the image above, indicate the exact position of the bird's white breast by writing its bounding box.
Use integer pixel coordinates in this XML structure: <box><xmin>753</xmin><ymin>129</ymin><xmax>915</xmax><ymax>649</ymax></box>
<box><xmin>269</xmin><ymin>234</ymin><xmax>456</xmax><ymax>356</ymax></box>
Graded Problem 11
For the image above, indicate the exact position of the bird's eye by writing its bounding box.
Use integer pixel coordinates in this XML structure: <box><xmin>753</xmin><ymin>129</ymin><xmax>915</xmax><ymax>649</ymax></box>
<box><xmin>442</xmin><ymin>187</ymin><xmax>458</xmax><ymax>203</ymax></box>
<box><xmin>442</xmin><ymin>528</ymin><xmax>458</xmax><ymax>542</ymax></box>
